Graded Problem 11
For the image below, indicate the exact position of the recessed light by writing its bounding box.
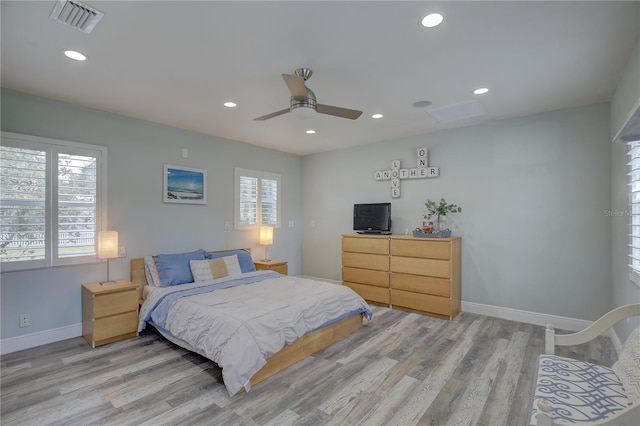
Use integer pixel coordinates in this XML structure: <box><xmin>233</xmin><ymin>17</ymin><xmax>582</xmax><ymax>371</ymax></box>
<box><xmin>421</xmin><ymin>13</ymin><xmax>444</xmax><ymax>28</ymax></box>
<box><xmin>371</xmin><ymin>113</ymin><xmax>383</xmax><ymax>119</ymax></box>
<box><xmin>223</xmin><ymin>101</ymin><xmax>237</xmax><ymax>108</ymax></box>
<box><xmin>63</xmin><ymin>50</ymin><xmax>86</xmax><ymax>61</ymax></box>
<box><xmin>306</xmin><ymin>129</ymin><xmax>316</xmax><ymax>134</ymax></box>
<box><xmin>473</xmin><ymin>87</ymin><xmax>489</xmax><ymax>95</ymax></box>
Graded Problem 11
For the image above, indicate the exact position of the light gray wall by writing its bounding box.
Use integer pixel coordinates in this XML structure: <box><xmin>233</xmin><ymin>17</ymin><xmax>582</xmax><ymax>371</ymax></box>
<box><xmin>0</xmin><ymin>89</ymin><xmax>303</xmax><ymax>340</ymax></box>
<box><xmin>302</xmin><ymin>103</ymin><xmax>612</xmax><ymax>321</ymax></box>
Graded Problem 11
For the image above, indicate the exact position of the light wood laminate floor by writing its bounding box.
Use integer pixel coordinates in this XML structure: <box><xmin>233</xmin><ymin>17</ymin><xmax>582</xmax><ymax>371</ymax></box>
<box><xmin>1</xmin><ymin>306</ymin><xmax>616</xmax><ymax>426</ymax></box>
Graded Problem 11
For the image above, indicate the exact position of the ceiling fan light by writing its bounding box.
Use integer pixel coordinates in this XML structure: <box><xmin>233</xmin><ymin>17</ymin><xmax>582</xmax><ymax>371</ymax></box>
<box><xmin>291</xmin><ymin>106</ymin><xmax>316</xmax><ymax>120</ymax></box>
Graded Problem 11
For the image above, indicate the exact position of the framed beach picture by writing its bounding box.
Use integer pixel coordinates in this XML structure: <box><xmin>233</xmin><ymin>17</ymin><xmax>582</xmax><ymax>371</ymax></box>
<box><xmin>163</xmin><ymin>164</ymin><xmax>207</xmax><ymax>204</ymax></box>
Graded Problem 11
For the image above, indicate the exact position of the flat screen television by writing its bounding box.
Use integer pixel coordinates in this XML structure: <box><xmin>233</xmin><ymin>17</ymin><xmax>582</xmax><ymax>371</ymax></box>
<box><xmin>353</xmin><ymin>203</ymin><xmax>391</xmax><ymax>234</ymax></box>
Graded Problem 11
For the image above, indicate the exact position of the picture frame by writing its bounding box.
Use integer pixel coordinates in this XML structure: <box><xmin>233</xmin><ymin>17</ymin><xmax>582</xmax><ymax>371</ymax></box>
<box><xmin>163</xmin><ymin>164</ymin><xmax>207</xmax><ymax>204</ymax></box>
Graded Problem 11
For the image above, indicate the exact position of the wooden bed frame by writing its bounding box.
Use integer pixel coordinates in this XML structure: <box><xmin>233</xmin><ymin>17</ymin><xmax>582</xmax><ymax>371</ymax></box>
<box><xmin>130</xmin><ymin>249</ymin><xmax>365</xmax><ymax>393</ymax></box>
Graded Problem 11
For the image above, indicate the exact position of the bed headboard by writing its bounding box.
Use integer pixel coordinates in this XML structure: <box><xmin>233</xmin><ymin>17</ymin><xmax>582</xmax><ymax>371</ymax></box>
<box><xmin>130</xmin><ymin>248</ymin><xmax>252</xmax><ymax>299</ymax></box>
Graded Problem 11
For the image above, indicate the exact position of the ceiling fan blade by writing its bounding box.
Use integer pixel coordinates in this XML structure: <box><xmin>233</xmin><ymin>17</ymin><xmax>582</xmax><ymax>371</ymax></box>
<box><xmin>317</xmin><ymin>104</ymin><xmax>363</xmax><ymax>120</ymax></box>
<box><xmin>282</xmin><ymin>74</ymin><xmax>308</xmax><ymax>99</ymax></box>
<box><xmin>254</xmin><ymin>108</ymin><xmax>290</xmax><ymax>121</ymax></box>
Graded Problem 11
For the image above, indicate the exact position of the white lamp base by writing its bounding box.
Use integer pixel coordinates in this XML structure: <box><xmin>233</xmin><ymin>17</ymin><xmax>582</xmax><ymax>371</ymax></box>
<box><xmin>100</xmin><ymin>280</ymin><xmax>117</xmax><ymax>286</ymax></box>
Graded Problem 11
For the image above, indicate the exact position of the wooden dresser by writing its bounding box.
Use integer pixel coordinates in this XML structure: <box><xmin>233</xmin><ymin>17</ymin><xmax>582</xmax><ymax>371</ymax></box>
<box><xmin>341</xmin><ymin>234</ymin><xmax>390</xmax><ymax>305</ymax></box>
<box><xmin>341</xmin><ymin>234</ymin><xmax>461</xmax><ymax>320</ymax></box>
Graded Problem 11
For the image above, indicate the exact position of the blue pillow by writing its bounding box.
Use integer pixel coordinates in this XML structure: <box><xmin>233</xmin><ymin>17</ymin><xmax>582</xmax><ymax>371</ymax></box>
<box><xmin>154</xmin><ymin>249</ymin><xmax>208</xmax><ymax>286</ymax></box>
<box><xmin>206</xmin><ymin>249</ymin><xmax>256</xmax><ymax>273</ymax></box>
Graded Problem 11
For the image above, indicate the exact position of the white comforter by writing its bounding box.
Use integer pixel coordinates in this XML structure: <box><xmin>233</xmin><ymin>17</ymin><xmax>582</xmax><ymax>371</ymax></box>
<box><xmin>140</xmin><ymin>272</ymin><xmax>371</xmax><ymax>396</ymax></box>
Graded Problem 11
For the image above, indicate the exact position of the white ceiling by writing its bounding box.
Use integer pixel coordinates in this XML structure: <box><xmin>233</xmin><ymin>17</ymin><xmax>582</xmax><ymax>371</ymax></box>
<box><xmin>1</xmin><ymin>1</ymin><xmax>639</xmax><ymax>155</ymax></box>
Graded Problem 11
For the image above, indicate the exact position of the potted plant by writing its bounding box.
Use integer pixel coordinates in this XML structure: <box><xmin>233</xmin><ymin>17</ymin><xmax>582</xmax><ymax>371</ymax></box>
<box><xmin>423</xmin><ymin>198</ymin><xmax>462</xmax><ymax>232</ymax></box>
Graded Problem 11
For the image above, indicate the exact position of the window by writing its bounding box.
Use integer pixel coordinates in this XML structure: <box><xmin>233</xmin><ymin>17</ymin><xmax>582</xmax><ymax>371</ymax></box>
<box><xmin>0</xmin><ymin>132</ymin><xmax>107</xmax><ymax>271</ymax></box>
<box><xmin>234</xmin><ymin>168</ymin><xmax>281</xmax><ymax>229</ymax></box>
<box><xmin>628</xmin><ymin>140</ymin><xmax>640</xmax><ymax>285</ymax></box>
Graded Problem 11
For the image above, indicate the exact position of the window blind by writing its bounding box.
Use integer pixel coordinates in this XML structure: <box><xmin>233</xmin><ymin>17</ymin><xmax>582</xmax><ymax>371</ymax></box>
<box><xmin>234</xmin><ymin>168</ymin><xmax>281</xmax><ymax>229</ymax></box>
<box><xmin>628</xmin><ymin>141</ymin><xmax>640</xmax><ymax>279</ymax></box>
<box><xmin>0</xmin><ymin>132</ymin><xmax>106</xmax><ymax>271</ymax></box>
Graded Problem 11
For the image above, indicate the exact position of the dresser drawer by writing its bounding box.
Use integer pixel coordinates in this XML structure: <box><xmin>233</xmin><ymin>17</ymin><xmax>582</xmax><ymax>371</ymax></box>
<box><xmin>390</xmin><ymin>289</ymin><xmax>450</xmax><ymax>317</ymax></box>
<box><xmin>93</xmin><ymin>289</ymin><xmax>138</xmax><ymax>318</ymax></box>
<box><xmin>342</xmin><ymin>252</ymin><xmax>389</xmax><ymax>271</ymax></box>
<box><xmin>390</xmin><ymin>273</ymin><xmax>450</xmax><ymax>297</ymax></box>
<box><xmin>344</xmin><ymin>282</ymin><xmax>390</xmax><ymax>304</ymax></box>
<box><xmin>93</xmin><ymin>311</ymin><xmax>138</xmax><ymax>341</ymax></box>
<box><xmin>342</xmin><ymin>267</ymin><xmax>388</xmax><ymax>287</ymax></box>
<box><xmin>390</xmin><ymin>256</ymin><xmax>450</xmax><ymax>279</ymax></box>
<box><xmin>391</xmin><ymin>239</ymin><xmax>450</xmax><ymax>260</ymax></box>
<box><xmin>342</xmin><ymin>236</ymin><xmax>389</xmax><ymax>254</ymax></box>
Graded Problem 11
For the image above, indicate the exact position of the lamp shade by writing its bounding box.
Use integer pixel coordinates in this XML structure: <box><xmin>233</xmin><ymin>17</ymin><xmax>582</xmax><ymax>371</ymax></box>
<box><xmin>97</xmin><ymin>231</ymin><xmax>118</xmax><ymax>259</ymax></box>
<box><xmin>259</xmin><ymin>227</ymin><xmax>273</xmax><ymax>246</ymax></box>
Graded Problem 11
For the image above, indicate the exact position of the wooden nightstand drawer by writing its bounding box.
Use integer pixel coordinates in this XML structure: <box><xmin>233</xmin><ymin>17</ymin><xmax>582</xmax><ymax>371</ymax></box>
<box><xmin>93</xmin><ymin>311</ymin><xmax>138</xmax><ymax>342</ymax></box>
<box><xmin>94</xmin><ymin>289</ymin><xmax>138</xmax><ymax>317</ymax></box>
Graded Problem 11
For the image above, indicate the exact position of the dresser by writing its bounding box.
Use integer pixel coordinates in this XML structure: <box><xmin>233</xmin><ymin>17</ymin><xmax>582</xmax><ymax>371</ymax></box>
<box><xmin>341</xmin><ymin>234</ymin><xmax>390</xmax><ymax>305</ymax></box>
<box><xmin>82</xmin><ymin>280</ymin><xmax>139</xmax><ymax>347</ymax></box>
<box><xmin>341</xmin><ymin>234</ymin><xmax>461</xmax><ymax>319</ymax></box>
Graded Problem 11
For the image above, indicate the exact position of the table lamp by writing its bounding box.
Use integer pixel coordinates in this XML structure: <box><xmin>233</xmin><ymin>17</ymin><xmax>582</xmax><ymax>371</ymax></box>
<box><xmin>97</xmin><ymin>230</ymin><xmax>118</xmax><ymax>285</ymax></box>
<box><xmin>259</xmin><ymin>226</ymin><xmax>273</xmax><ymax>261</ymax></box>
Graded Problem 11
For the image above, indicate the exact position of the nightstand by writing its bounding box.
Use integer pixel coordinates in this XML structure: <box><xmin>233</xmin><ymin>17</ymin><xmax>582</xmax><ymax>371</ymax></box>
<box><xmin>254</xmin><ymin>259</ymin><xmax>288</xmax><ymax>275</ymax></box>
<box><xmin>82</xmin><ymin>280</ymin><xmax>138</xmax><ymax>348</ymax></box>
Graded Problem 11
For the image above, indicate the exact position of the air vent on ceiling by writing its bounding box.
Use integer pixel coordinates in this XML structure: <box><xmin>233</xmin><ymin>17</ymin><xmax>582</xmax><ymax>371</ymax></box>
<box><xmin>50</xmin><ymin>0</ymin><xmax>104</xmax><ymax>34</ymax></box>
<box><xmin>426</xmin><ymin>100</ymin><xmax>486</xmax><ymax>124</ymax></box>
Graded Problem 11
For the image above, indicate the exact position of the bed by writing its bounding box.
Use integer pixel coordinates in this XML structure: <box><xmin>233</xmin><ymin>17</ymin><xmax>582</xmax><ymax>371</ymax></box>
<box><xmin>131</xmin><ymin>248</ymin><xmax>372</xmax><ymax>396</ymax></box>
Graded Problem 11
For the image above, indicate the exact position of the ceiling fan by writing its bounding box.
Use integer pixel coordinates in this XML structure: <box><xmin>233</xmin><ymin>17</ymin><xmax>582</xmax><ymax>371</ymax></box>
<box><xmin>254</xmin><ymin>68</ymin><xmax>363</xmax><ymax>121</ymax></box>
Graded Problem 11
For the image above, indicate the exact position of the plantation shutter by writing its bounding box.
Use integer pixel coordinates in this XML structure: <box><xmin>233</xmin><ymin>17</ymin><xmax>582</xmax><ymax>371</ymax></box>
<box><xmin>235</xmin><ymin>168</ymin><xmax>281</xmax><ymax>229</ymax></box>
<box><xmin>0</xmin><ymin>145</ymin><xmax>48</xmax><ymax>264</ymax></box>
<box><xmin>0</xmin><ymin>132</ymin><xmax>106</xmax><ymax>271</ymax></box>
<box><xmin>261</xmin><ymin>177</ymin><xmax>278</xmax><ymax>226</ymax></box>
<box><xmin>239</xmin><ymin>174</ymin><xmax>258</xmax><ymax>226</ymax></box>
<box><xmin>628</xmin><ymin>141</ymin><xmax>640</xmax><ymax>278</ymax></box>
<box><xmin>57</xmin><ymin>152</ymin><xmax>97</xmax><ymax>258</ymax></box>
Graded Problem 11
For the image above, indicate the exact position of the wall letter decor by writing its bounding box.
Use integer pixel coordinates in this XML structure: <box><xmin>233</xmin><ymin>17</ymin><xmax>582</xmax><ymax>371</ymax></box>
<box><xmin>373</xmin><ymin>147</ymin><xmax>439</xmax><ymax>198</ymax></box>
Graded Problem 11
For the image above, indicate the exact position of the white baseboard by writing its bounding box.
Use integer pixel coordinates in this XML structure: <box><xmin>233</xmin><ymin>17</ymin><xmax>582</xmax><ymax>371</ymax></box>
<box><xmin>0</xmin><ymin>299</ymin><xmax>623</xmax><ymax>355</ymax></box>
<box><xmin>462</xmin><ymin>301</ymin><xmax>622</xmax><ymax>352</ymax></box>
<box><xmin>0</xmin><ymin>323</ymin><xmax>82</xmax><ymax>355</ymax></box>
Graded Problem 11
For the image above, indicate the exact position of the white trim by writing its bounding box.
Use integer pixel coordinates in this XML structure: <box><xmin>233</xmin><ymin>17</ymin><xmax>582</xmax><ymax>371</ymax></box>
<box><xmin>0</xmin><ymin>323</ymin><xmax>82</xmax><ymax>355</ymax></box>
<box><xmin>0</xmin><ymin>300</ymin><xmax>624</xmax><ymax>356</ymax></box>
<box><xmin>300</xmin><ymin>275</ymin><xmax>343</xmax><ymax>285</ymax></box>
<box><xmin>462</xmin><ymin>301</ymin><xmax>622</xmax><ymax>351</ymax></box>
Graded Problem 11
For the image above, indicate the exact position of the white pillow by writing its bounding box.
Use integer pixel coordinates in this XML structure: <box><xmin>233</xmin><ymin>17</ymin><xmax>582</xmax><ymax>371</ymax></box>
<box><xmin>144</xmin><ymin>256</ymin><xmax>161</xmax><ymax>287</ymax></box>
<box><xmin>190</xmin><ymin>255</ymin><xmax>242</xmax><ymax>282</ymax></box>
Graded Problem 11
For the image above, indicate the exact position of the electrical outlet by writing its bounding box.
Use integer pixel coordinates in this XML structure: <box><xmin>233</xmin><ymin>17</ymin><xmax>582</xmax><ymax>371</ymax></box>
<box><xmin>289</xmin><ymin>220</ymin><xmax>294</xmax><ymax>228</ymax></box>
<box><xmin>118</xmin><ymin>246</ymin><xmax>126</xmax><ymax>257</ymax></box>
<box><xmin>224</xmin><ymin>221</ymin><xmax>231</xmax><ymax>230</ymax></box>
<box><xmin>19</xmin><ymin>313</ymin><xmax>30</xmax><ymax>328</ymax></box>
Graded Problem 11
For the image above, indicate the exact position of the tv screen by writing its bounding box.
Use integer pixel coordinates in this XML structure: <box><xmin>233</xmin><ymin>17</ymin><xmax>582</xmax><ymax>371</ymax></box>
<box><xmin>353</xmin><ymin>203</ymin><xmax>391</xmax><ymax>234</ymax></box>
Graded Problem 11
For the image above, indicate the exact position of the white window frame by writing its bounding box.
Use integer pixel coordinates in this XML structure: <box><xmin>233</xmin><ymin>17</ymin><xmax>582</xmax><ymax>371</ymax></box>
<box><xmin>627</xmin><ymin>140</ymin><xmax>640</xmax><ymax>287</ymax></box>
<box><xmin>234</xmin><ymin>167</ymin><xmax>281</xmax><ymax>230</ymax></box>
<box><xmin>1</xmin><ymin>131</ymin><xmax>107</xmax><ymax>272</ymax></box>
